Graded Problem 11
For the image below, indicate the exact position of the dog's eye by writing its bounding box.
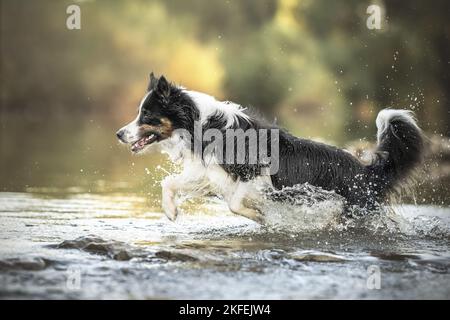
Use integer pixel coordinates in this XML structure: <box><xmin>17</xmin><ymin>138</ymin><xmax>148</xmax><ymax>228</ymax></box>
<box><xmin>145</xmin><ymin>117</ymin><xmax>161</xmax><ymax>125</ymax></box>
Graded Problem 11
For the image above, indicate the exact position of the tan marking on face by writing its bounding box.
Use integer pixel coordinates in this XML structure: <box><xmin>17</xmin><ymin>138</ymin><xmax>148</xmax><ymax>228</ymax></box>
<box><xmin>138</xmin><ymin>117</ymin><xmax>174</xmax><ymax>139</ymax></box>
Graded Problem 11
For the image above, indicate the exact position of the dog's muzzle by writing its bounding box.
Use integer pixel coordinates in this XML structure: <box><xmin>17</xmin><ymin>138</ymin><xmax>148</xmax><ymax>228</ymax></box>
<box><xmin>116</xmin><ymin>129</ymin><xmax>126</xmax><ymax>143</ymax></box>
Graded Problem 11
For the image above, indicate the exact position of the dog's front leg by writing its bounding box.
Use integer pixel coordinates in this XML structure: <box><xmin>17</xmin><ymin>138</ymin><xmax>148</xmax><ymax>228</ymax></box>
<box><xmin>161</xmin><ymin>176</ymin><xmax>181</xmax><ymax>221</ymax></box>
<box><xmin>161</xmin><ymin>169</ymin><xmax>207</xmax><ymax>221</ymax></box>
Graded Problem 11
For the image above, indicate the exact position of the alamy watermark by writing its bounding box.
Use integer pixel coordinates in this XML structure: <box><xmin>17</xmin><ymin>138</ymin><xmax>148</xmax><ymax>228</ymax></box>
<box><xmin>67</xmin><ymin>4</ymin><xmax>383</xmax><ymax>31</ymax></box>
<box><xmin>367</xmin><ymin>265</ymin><xmax>381</xmax><ymax>290</ymax></box>
<box><xmin>366</xmin><ymin>5</ymin><xmax>382</xmax><ymax>30</ymax></box>
<box><xmin>66</xmin><ymin>4</ymin><xmax>81</xmax><ymax>30</ymax></box>
<box><xmin>66</xmin><ymin>266</ymin><xmax>82</xmax><ymax>290</ymax></box>
<box><xmin>172</xmin><ymin>121</ymin><xmax>280</xmax><ymax>175</ymax></box>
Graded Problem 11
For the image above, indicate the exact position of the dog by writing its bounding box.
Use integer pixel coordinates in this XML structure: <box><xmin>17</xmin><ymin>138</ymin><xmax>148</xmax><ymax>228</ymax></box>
<box><xmin>116</xmin><ymin>73</ymin><xmax>425</xmax><ymax>222</ymax></box>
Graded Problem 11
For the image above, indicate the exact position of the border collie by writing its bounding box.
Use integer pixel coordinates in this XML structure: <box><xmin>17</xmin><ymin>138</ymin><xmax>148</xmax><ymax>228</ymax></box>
<box><xmin>116</xmin><ymin>73</ymin><xmax>424</xmax><ymax>223</ymax></box>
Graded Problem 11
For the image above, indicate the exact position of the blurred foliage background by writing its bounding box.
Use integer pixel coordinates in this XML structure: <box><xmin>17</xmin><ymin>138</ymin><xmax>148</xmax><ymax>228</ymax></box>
<box><xmin>1</xmin><ymin>0</ymin><xmax>449</xmax><ymax>203</ymax></box>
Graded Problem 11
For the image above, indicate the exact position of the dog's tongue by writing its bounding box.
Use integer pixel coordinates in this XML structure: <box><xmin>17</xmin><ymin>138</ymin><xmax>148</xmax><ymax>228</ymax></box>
<box><xmin>131</xmin><ymin>134</ymin><xmax>155</xmax><ymax>152</ymax></box>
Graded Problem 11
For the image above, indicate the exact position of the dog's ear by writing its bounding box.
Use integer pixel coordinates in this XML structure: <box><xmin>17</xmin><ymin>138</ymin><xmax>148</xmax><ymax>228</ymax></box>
<box><xmin>148</xmin><ymin>72</ymin><xmax>158</xmax><ymax>91</ymax></box>
<box><xmin>156</xmin><ymin>75</ymin><xmax>171</xmax><ymax>99</ymax></box>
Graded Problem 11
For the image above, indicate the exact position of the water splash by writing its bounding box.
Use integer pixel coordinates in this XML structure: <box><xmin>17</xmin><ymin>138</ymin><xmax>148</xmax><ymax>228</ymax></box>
<box><xmin>257</xmin><ymin>183</ymin><xmax>345</xmax><ymax>232</ymax></box>
<box><xmin>238</xmin><ymin>183</ymin><xmax>450</xmax><ymax>239</ymax></box>
<box><xmin>390</xmin><ymin>205</ymin><xmax>450</xmax><ymax>239</ymax></box>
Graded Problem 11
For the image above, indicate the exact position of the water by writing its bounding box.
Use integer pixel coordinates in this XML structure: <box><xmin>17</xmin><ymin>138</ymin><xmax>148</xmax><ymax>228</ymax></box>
<box><xmin>0</xmin><ymin>116</ymin><xmax>449</xmax><ymax>299</ymax></box>
<box><xmin>0</xmin><ymin>191</ymin><xmax>448</xmax><ymax>299</ymax></box>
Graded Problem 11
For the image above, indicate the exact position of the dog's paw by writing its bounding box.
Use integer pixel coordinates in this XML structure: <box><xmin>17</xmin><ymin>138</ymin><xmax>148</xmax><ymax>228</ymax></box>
<box><xmin>165</xmin><ymin>207</ymin><xmax>178</xmax><ymax>222</ymax></box>
<box><xmin>243</xmin><ymin>208</ymin><xmax>265</xmax><ymax>224</ymax></box>
<box><xmin>256</xmin><ymin>214</ymin><xmax>266</xmax><ymax>225</ymax></box>
<box><xmin>162</xmin><ymin>198</ymin><xmax>178</xmax><ymax>221</ymax></box>
<box><xmin>252</xmin><ymin>208</ymin><xmax>265</xmax><ymax>225</ymax></box>
<box><xmin>229</xmin><ymin>204</ymin><xmax>265</xmax><ymax>224</ymax></box>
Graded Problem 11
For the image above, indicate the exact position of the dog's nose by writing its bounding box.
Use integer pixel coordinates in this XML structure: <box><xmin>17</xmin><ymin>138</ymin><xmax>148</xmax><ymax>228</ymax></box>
<box><xmin>116</xmin><ymin>130</ymin><xmax>125</xmax><ymax>141</ymax></box>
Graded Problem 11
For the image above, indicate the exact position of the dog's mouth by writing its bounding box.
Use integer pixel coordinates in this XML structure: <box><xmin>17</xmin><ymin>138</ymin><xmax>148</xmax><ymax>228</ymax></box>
<box><xmin>131</xmin><ymin>133</ymin><xmax>159</xmax><ymax>153</ymax></box>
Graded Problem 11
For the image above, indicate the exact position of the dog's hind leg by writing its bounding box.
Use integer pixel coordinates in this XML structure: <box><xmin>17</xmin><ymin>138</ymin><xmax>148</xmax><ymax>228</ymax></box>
<box><xmin>227</xmin><ymin>182</ymin><xmax>264</xmax><ymax>224</ymax></box>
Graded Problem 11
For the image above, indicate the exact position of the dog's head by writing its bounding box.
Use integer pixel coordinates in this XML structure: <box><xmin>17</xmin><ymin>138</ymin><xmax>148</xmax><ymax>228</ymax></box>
<box><xmin>116</xmin><ymin>73</ymin><xmax>178</xmax><ymax>153</ymax></box>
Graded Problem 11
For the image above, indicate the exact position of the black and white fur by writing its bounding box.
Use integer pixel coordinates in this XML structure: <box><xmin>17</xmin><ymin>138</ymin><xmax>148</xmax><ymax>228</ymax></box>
<box><xmin>117</xmin><ymin>74</ymin><xmax>425</xmax><ymax>222</ymax></box>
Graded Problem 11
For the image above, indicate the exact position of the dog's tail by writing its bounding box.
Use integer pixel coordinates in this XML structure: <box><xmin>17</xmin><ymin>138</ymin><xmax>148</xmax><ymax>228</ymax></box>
<box><xmin>366</xmin><ymin>109</ymin><xmax>425</xmax><ymax>198</ymax></box>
